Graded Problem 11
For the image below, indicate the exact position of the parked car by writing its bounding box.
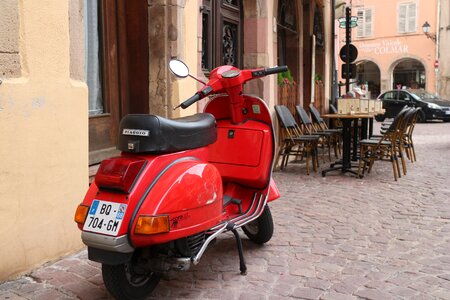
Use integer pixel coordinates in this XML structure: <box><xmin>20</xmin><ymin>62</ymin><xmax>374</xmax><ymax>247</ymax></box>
<box><xmin>376</xmin><ymin>89</ymin><xmax>450</xmax><ymax>122</ymax></box>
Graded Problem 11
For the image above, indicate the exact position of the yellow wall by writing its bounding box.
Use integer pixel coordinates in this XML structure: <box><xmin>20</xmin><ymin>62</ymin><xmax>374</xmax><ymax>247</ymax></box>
<box><xmin>0</xmin><ymin>0</ymin><xmax>88</xmax><ymax>280</ymax></box>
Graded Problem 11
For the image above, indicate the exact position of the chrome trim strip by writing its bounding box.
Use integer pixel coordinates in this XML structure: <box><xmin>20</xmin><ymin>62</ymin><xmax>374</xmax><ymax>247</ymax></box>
<box><xmin>128</xmin><ymin>156</ymin><xmax>201</xmax><ymax>246</ymax></box>
<box><xmin>192</xmin><ymin>223</ymin><xmax>228</xmax><ymax>265</ymax></box>
<box><xmin>81</xmin><ymin>232</ymin><xmax>134</xmax><ymax>253</ymax></box>
<box><xmin>236</xmin><ymin>193</ymin><xmax>269</xmax><ymax>228</ymax></box>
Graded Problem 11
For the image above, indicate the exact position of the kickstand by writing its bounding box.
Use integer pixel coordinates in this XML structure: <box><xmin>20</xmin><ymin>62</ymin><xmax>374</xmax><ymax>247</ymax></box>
<box><xmin>230</xmin><ymin>228</ymin><xmax>247</xmax><ymax>275</ymax></box>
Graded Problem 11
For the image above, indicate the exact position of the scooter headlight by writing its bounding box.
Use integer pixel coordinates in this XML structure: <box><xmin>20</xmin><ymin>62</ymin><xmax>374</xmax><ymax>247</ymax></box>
<box><xmin>135</xmin><ymin>215</ymin><xmax>170</xmax><ymax>235</ymax></box>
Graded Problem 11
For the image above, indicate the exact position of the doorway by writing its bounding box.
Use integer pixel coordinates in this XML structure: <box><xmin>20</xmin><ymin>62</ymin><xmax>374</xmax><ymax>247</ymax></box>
<box><xmin>356</xmin><ymin>60</ymin><xmax>381</xmax><ymax>98</ymax></box>
<box><xmin>86</xmin><ymin>0</ymin><xmax>149</xmax><ymax>165</ymax></box>
<box><xmin>392</xmin><ymin>59</ymin><xmax>426</xmax><ymax>90</ymax></box>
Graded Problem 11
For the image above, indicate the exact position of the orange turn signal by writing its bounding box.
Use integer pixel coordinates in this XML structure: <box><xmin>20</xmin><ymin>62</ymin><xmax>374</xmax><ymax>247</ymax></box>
<box><xmin>135</xmin><ymin>215</ymin><xmax>170</xmax><ymax>235</ymax></box>
<box><xmin>74</xmin><ymin>204</ymin><xmax>90</xmax><ymax>225</ymax></box>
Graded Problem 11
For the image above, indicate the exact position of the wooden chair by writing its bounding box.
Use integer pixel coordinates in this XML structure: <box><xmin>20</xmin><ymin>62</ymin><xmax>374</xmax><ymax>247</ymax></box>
<box><xmin>357</xmin><ymin>109</ymin><xmax>409</xmax><ymax>181</ymax></box>
<box><xmin>274</xmin><ymin>105</ymin><xmax>320</xmax><ymax>174</ymax></box>
<box><xmin>308</xmin><ymin>104</ymin><xmax>342</xmax><ymax>156</ymax></box>
<box><xmin>402</xmin><ymin>107</ymin><xmax>421</xmax><ymax>162</ymax></box>
<box><xmin>296</xmin><ymin>105</ymin><xmax>340</xmax><ymax>161</ymax></box>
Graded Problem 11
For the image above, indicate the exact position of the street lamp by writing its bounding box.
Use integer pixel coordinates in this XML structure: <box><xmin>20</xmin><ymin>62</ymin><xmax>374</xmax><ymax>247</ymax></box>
<box><xmin>422</xmin><ymin>21</ymin><xmax>437</xmax><ymax>42</ymax></box>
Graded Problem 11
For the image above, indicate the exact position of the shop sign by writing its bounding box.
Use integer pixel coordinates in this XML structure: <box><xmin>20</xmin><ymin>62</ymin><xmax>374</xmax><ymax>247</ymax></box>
<box><xmin>358</xmin><ymin>38</ymin><xmax>409</xmax><ymax>55</ymax></box>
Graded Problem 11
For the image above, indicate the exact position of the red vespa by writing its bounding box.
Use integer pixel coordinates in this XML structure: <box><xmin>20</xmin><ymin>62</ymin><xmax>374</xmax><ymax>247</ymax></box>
<box><xmin>74</xmin><ymin>59</ymin><xmax>287</xmax><ymax>299</ymax></box>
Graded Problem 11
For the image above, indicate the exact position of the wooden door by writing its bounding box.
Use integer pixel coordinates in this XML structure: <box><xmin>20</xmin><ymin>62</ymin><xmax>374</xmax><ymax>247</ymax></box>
<box><xmin>201</xmin><ymin>0</ymin><xmax>242</xmax><ymax>72</ymax></box>
<box><xmin>89</xmin><ymin>0</ymin><xmax>149</xmax><ymax>165</ymax></box>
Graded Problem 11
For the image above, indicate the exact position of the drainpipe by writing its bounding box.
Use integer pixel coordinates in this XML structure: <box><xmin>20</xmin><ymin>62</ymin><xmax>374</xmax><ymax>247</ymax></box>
<box><xmin>331</xmin><ymin>0</ymin><xmax>337</xmax><ymax>106</ymax></box>
<box><xmin>435</xmin><ymin>0</ymin><xmax>441</xmax><ymax>96</ymax></box>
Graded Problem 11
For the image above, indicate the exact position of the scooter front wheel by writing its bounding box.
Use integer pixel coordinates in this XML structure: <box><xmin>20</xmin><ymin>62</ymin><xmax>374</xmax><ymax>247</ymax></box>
<box><xmin>102</xmin><ymin>262</ymin><xmax>160</xmax><ymax>300</ymax></box>
<box><xmin>242</xmin><ymin>205</ymin><xmax>274</xmax><ymax>244</ymax></box>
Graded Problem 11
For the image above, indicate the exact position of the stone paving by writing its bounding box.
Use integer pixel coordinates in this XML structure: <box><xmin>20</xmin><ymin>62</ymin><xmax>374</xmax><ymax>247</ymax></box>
<box><xmin>2</xmin><ymin>122</ymin><xmax>450</xmax><ymax>299</ymax></box>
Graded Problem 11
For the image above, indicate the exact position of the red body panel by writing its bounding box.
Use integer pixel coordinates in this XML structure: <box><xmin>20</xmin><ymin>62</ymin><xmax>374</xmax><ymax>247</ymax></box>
<box><xmin>79</xmin><ymin>148</ymin><xmax>222</xmax><ymax>244</ymax></box>
<box><xmin>78</xmin><ymin>65</ymin><xmax>281</xmax><ymax>251</ymax></box>
<box><xmin>208</xmin><ymin>120</ymin><xmax>273</xmax><ymax>189</ymax></box>
<box><xmin>130</xmin><ymin>161</ymin><xmax>223</xmax><ymax>247</ymax></box>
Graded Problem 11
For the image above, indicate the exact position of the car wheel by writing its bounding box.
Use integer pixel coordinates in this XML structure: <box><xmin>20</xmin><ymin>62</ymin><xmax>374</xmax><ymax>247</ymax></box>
<box><xmin>416</xmin><ymin>111</ymin><xmax>426</xmax><ymax>123</ymax></box>
<box><xmin>375</xmin><ymin>115</ymin><xmax>385</xmax><ymax>122</ymax></box>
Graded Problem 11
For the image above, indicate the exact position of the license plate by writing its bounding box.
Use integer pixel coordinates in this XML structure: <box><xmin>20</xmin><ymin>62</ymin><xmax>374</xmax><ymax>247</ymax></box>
<box><xmin>83</xmin><ymin>200</ymin><xmax>127</xmax><ymax>236</ymax></box>
<box><xmin>445</xmin><ymin>111</ymin><xmax>450</xmax><ymax>115</ymax></box>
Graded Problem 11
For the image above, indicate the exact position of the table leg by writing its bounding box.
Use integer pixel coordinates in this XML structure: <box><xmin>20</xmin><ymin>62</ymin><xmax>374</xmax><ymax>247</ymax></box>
<box><xmin>352</xmin><ymin>119</ymin><xmax>359</xmax><ymax>161</ymax></box>
<box><xmin>322</xmin><ymin>118</ymin><xmax>357</xmax><ymax>176</ymax></box>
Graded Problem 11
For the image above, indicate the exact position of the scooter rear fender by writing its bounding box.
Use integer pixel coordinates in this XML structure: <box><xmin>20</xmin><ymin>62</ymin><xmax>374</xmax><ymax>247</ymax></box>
<box><xmin>78</xmin><ymin>148</ymin><xmax>221</xmax><ymax>248</ymax></box>
<box><xmin>129</xmin><ymin>161</ymin><xmax>223</xmax><ymax>247</ymax></box>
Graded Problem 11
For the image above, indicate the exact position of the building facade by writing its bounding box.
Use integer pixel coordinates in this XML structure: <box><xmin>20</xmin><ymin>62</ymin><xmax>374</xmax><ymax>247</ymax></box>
<box><xmin>0</xmin><ymin>0</ymin><xmax>334</xmax><ymax>280</ymax></box>
<box><xmin>438</xmin><ymin>0</ymin><xmax>450</xmax><ymax>98</ymax></box>
<box><xmin>337</xmin><ymin>0</ymin><xmax>439</xmax><ymax>98</ymax></box>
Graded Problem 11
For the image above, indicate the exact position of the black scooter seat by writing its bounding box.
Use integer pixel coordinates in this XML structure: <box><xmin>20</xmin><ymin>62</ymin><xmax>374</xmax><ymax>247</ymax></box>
<box><xmin>118</xmin><ymin>113</ymin><xmax>217</xmax><ymax>153</ymax></box>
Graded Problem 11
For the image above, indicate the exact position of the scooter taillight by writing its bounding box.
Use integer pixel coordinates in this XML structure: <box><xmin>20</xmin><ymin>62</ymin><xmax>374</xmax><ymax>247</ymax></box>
<box><xmin>95</xmin><ymin>157</ymin><xmax>146</xmax><ymax>193</ymax></box>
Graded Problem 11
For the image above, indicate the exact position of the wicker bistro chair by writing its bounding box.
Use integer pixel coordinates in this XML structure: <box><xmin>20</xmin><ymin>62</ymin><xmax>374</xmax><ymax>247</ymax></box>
<box><xmin>329</xmin><ymin>104</ymin><xmax>343</xmax><ymax>129</ymax></box>
<box><xmin>274</xmin><ymin>105</ymin><xmax>321</xmax><ymax>174</ymax></box>
<box><xmin>367</xmin><ymin>107</ymin><xmax>415</xmax><ymax>176</ymax></box>
<box><xmin>309</xmin><ymin>104</ymin><xmax>343</xmax><ymax>135</ymax></box>
<box><xmin>295</xmin><ymin>105</ymin><xmax>340</xmax><ymax>161</ymax></box>
<box><xmin>402</xmin><ymin>107</ymin><xmax>421</xmax><ymax>162</ymax></box>
<box><xmin>308</xmin><ymin>104</ymin><xmax>343</xmax><ymax>156</ymax></box>
<box><xmin>357</xmin><ymin>109</ymin><xmax>410</xmax><ymax>181</ymax></box>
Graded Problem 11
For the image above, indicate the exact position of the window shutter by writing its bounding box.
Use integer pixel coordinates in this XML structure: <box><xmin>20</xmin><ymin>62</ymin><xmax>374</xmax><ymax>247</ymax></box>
<box><xmin>407</xmin><ymin>3</ymin><xmax>416</xmax><ymax>32</ymax></box>
<box><xmin>357</xmin><ymin>10</ymin><xmax>364</xmax><ymax>37</ymax></box>
<box><xmin>398</xmin><ymin>4</ymin><xmax>407</xmax><ymax>33</ymax></box>
<box><xmin>356</xmin><ymin>8</ymin><xmax>372</xmax><ymax>38</ymax></box>
<box><xmin>365</xmin><ymin>9</ymin><xmax>372</xmax><ymax>36</ymax></box>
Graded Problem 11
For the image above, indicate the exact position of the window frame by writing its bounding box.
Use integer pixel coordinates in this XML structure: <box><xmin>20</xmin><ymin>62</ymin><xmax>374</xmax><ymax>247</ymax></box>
<box><xmin>398</xmin><ymin>2</ymin><xmax>417</xmax><ymax>34</ymax></box>
<box><xmin>356</xmin><ymin>7</ymin><xmax>373</xmax><ymax>38</ymax></box>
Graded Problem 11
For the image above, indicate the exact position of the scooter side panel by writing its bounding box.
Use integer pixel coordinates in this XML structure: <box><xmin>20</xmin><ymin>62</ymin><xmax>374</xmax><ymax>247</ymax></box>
<box><xmin>77</xmin><ymin>148</ymin><xmax>211</xmax><ymax>239</ymax></box>
<box><xmin>130</xmin><ymin>161</ymin><xmax>223</xmax><ymax>247</ymax></box>
<box><xmin>208</xmin><ymin>120</ymin><xmax>273</xmax><ymax>189</ymax></box>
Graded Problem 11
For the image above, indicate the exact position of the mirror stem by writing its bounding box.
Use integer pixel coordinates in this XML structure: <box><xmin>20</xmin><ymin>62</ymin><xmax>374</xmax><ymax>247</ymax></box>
<box><xmin>189</xmin><ymin>74</ymin><xmax>207</xmax><ymax>85</ymax></box>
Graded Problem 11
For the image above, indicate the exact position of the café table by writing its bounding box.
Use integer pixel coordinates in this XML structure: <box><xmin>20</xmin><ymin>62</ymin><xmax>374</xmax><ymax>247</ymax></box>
<box><xmin>320</xmin><ymin>113</ymin><xmax>375</xmax><ymax>177</ymax></box>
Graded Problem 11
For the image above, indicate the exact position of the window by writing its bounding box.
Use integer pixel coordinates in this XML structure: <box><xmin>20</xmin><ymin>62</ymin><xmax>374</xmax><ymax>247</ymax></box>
<box><xmin>201</xmin><ymin>0</ymin><xmax>242</xmax><ymax>72</ymax></box>
<box><xmin>398</xmin><ymin>2</ymin><xmax>416</xmax><ymax>33</ymax></box>
<box><xmin>85</xmin><ymin>0</ymin><xmax>104</xmax><ymax>116</ymax></box>
<box><xmin>356</xmin><ymin>8</ymin><xmax>373</xmax><ymax>38</ymax></box>
<box><xmin>380</xmin><ymin>91</ymin><xmax>398</xmax><ymax>100</ymax></box>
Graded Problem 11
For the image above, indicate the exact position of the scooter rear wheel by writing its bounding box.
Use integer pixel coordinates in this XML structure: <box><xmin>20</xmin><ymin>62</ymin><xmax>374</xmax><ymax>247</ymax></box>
<box><xmin>102</xmin><ymin>262</ymin><xmax>160</xmax><ymax>300</ymax></box>
<box><xmin>242</xmin><ymin>205</ymin><xmax>274</xmax><ymax>244</ymax></box>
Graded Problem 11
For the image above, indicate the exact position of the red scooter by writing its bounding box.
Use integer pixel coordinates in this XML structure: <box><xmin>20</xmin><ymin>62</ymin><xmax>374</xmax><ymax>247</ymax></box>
<box><xmin>74</xmin><ymin>60</ymin><xmax>287</xmax><ymax>299</ymax></box>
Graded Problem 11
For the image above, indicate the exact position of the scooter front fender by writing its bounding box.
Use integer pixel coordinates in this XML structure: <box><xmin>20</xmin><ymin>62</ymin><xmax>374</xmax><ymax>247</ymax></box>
<box><xmin>267</xmin><ymin>178</ymin><xmax>280</xmax><ymax>202</ymax></box>
<box><xmin>129</xmin><ymin>160</ymin><xmax>223</xmax><ymax>247</ymax></box>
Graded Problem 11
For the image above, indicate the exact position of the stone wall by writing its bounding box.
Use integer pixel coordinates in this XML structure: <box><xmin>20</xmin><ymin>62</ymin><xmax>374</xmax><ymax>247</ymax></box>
<box><xmin>0</xmin><ymin>0</ymin><xmax>20</xmax><ymax>77</ymax></box>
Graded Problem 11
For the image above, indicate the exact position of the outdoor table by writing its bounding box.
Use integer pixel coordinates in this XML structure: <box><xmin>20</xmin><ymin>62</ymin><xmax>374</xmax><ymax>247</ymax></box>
<box><xmin>320</xmin><ymin>113</ymin><xmax>375</xmax><ymax>177</ymax></box>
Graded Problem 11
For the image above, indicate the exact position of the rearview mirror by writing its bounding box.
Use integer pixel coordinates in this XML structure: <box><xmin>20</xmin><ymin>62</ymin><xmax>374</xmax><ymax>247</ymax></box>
<box><xmin>169</xmin><ymin>59</ymin><xmax>189</xmax><ymax>78</ymax></box>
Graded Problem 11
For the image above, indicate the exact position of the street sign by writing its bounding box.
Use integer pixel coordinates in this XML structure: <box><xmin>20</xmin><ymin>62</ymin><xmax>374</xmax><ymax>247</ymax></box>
<box><xmin>338</xmin><ymin>16</ymin><xmax>358</xmax><ymax>28</ymax></box>
<box><xmin>339</xmin><ymin>44</ymin><xmax>358</xmax><ymax>63</ymax></box>
<box><xmin>341</xmin><ymin>63</ymin><xmax>357</xmax><ymax>79</ymax></box>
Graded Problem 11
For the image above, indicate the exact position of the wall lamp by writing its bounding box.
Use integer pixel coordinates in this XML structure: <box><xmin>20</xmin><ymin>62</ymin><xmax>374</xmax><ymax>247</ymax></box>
<box><xmin>422</xmin><ymin>21</ymin><xmax>436</xmax><ymax>42</ymax></box>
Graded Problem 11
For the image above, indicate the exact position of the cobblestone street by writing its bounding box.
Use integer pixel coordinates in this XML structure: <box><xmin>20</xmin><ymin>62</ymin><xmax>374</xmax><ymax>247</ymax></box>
<box><xmin>2</xmin><ymin>122</ymin><xmax>450</xmax><ymax>300</ymax></box>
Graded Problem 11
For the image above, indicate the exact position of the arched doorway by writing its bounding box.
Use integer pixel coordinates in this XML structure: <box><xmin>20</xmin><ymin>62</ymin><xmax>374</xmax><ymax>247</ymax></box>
<box><xmin>392</xmin><ymin>59</ymin><xmax>426</xmax><ymax>89</ymax></box>
<box><xmin>277</xmin><ymin>0</ymin><xmax>299</xmax><ymax>112</ymax></box>
<box><xmin>356</xmin><ymin>60</ymin><xmax>381</xmax><ymax>98</ymax></box>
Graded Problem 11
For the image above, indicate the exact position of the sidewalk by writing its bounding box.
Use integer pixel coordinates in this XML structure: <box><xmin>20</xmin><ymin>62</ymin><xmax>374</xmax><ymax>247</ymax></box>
<box><xmin>2</xmin><ymin>122</ymin><xmax>450</xmax><ymax>299</ymax></box>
